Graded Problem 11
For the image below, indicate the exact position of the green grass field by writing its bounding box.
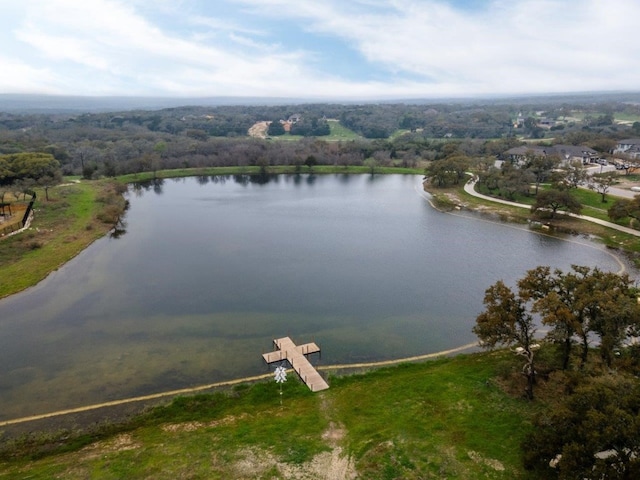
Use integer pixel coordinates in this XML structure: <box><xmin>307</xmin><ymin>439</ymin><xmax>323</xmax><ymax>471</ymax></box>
<box><xmin>614</xmin><ymin>113</ymin><xmax>640</xmax><ymax>123</ymax></box>
<box><xmin>326</xmin><ymin>119</ymin><xmax>361</xmax><ymax>140</ymax></box>
<box><xmin>0</xmin><ymin>351</ymin><xmax>537</xmax><ymax>479</ymax></box>
<box><xmin>264</xmin><ymin>119</ymin><xmax>361</xmax><ymax>142</ymax></box>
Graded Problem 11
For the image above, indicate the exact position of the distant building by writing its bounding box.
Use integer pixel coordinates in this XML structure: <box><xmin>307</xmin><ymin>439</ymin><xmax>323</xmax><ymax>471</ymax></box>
<box><xmin>503</xmin><ymin>145</ymin><xmax>599</xmax><ymax>166</ymax></box>
<box><xmin>551</xmin><ymin>145</ymin><xmax>600</xmax><ymax>165</ymax></box>
<box><xmin>614</xmin><ymin>138</ymin><xmax>640</xmax><ymax>160</ymax></box>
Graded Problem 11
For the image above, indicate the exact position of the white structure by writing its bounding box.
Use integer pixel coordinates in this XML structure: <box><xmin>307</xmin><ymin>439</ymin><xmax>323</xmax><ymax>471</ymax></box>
<box><xmin>614</xmin><ymin>139</ymin><xmax>640</xmax><ymax>160</ymax></box>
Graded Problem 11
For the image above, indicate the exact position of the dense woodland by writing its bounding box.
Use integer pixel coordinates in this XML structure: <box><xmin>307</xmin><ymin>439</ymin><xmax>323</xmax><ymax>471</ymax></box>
<box><xmin>1</xmin><ymin>95</ymin><xmax>640</xmax><ymax>185</ymax></box>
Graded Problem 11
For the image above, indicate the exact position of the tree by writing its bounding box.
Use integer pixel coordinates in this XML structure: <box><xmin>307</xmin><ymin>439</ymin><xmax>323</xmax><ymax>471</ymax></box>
<box><xmin>290</xmin><ymin>116</ymin><xmax>330</xmax><ymax>136</ymax></box>
<box><xmin>364</xmin><ymin>158</ymin><xmax>378</xmax><ymax>174</ymax></box>
<box><xmin>584</xmin><ymin>269</ymin><xmax>640</xmax><ymax>368</ymax></box>
<box><xmin>473</xmin><ymin>280</ymin><xmax>538</xmax><ymax>399</ymax></box>
<box><xmin>503</xmin><ymin>265</ymin><xmax>640</xmax><ymax>370</ymax></box>
<box><xmin>523</xmin><ymin>376</ymin><xmax>640</xmax><ymax>479</ymax></box>
<box><xmin>524</xmin><ymin>152</ymin><xmax>560</xmax><ymax>195</ymax></box>
<box><xmin>304</xmin><ymin>155</ymin><xmax>317</xmax><ymax>172</ymax></box>
<box><xmin>185</xmin><ymin>129</ymin><xmax>208</xmax><ymax>141</ymax></box>
<box><xmin>518</xmin><ymin>266</ymin><xmax>580</xmax><ymax>370</ymax></box>
<box><xmin>0</xmin><ymin>152</ymin><xmax>61</xmax><ymax>186</ymax></box>
<box><xmin>608</xmin><ymin>196</ymin><xmax>640</xmax><ymax>223</ymax></box>
<box><xmin>523</xmin><ymin>116</ymin><xmax>537</xmax><ymax>131</ymax></box>
<box><xmin>497</xmin><ymin>163</ymin><xmax>533</xmax><ymax>200</ymax></box>
<box><xmin>71</xmin><ymin>144</ymin><xmax>101</xmax><ymax>176</ymax></box>
<box><xmin>267</xmin><ymin>120</ymin><xmax>285</xmax><ymax>136</ymax></box>
<box><xmin>38</xmin><ymin>172</ymin><xmax>63</xmax><ymax>201</ymax></box>
<box><xmin>531</xmin><ymin>188</ymin><xmax>582</xmax><ymax>218</ymax></box>
<box><xmin>424</xmin><ymin>156</ymin><xmax>470</xmax><ymax>187</ymax></box>
<box><xmin>588</xmin><ymin>172</ymin><xmax>617</xmax><ymax>203</ymax></box>
<box><xmin>560</xmin><ymin>160</ymin><xmax>588</xmax><ymax>189</ymax></box>
<box><xmin>445</xmin><ymin>155</ymin><xmax>471</xmax><ymax>183</ymax></box>
<box><xmin>424</xmin><ymin>159</ymin><xmax>457</xmax><ymax>187</ymax></box>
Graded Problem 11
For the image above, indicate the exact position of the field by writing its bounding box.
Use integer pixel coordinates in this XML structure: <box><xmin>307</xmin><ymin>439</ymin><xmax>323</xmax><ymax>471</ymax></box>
<box><xmin>248</xmin><ymin>119</ymin><xmax>362</xmax><ymax>142</ymax></box>
<box><xmin>0</xmin><ymin>351</ymin><xmax>538</xmax><ymax>479</ymax></box>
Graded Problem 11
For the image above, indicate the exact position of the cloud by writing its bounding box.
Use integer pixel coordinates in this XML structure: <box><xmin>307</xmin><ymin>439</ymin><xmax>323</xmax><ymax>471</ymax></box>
<box><xmin>1</xmin><ymin>0</ymin><xmax>639</xmax><ymax>98</ymax></box>
<box><xmin>231</xmin><ymin>0</ymin><xmax>640</xmax><ymax>95</ymax></box>
<box><xmin>0</xmin><ymin>55</ymin><xmax>62</xmax><ymax>94</ymax></box>
<box><xmin>8</xmin><ymin>0</ymin><xmax>310</xmax><ymax>96</ymax></box>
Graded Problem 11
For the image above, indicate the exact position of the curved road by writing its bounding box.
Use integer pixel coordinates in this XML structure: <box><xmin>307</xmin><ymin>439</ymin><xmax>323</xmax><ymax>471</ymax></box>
<box><xmin>463</xmin><ymin>178</ymin><xmax>640</xmax><ymax>237</ymax></box>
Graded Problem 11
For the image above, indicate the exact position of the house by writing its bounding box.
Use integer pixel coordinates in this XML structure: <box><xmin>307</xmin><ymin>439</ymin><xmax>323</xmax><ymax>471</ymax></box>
<box><xmin>614</xmin><ymin>138</ymin><xmax>640</xmax><ymax>160</ymax></box>
<box><xmin>503</xmin><ymin>146</ymin><xmax>549</xmax><ymax>164</ymax></box>
<box><xmin>551</xmin><ymin>145</ymin><xmax>600</xmax><ymax>165</ymax></box>
<box><xmin>503</xmin><ymin>145</ymin><xmax>599</xmax><ymax>166</ymax></box>
<box><xmin>537</xmin><ymin>117</ymin><xmax>557</xmax><ymax>129</ymax></box>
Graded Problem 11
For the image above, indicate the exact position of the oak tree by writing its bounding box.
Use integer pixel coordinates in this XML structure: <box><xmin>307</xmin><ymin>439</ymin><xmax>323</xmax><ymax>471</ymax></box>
<box><xmin>474</xmin><ymin>280</ymin><xmax>538</xmax><ymax>399</ymax></box>
<box><xmin>531</xmin><ymin>188</ymin><xmax>582</xmax><ymax>218</ymax></box>
<box><xmin>523</xmin><ymin>376</ymin><xmax>640</xmax><ymax>479</ymax></box>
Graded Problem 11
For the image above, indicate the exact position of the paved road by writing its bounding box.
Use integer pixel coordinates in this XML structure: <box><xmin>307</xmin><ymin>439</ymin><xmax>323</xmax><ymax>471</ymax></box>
<box><xmin>606</xmin><ymin>186</ymin><xmax>637</xmax><ymax>199</ymax></box>
<box><xmin>463</xmin><ymin>178</ymin><xmax>640</xmax><ymax>237</ymax></box>
<box><xmin>584</xmin><ymin>165</ymin><xmax>639</xmax><ymax>199</ymax></box>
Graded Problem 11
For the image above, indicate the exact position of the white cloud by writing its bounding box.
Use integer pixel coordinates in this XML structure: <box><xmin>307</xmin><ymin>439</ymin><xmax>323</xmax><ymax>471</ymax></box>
<box><xmin>0</xmin><ymin>55</ymin><xmax>62</xmax><ymax>94</ymax></box>
<box><xmin>0</xmin><ymin>0</ymin><xmax>638</xmax><ymax>98</ymax></box>
<box><xmin>232</xmin><ymin>0</ymin><xmax>640</xmax><ymax>95</ymax></box>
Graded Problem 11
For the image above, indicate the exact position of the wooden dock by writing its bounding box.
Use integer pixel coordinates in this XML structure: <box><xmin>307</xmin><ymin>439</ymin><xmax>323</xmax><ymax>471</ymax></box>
<box><xmin>262</xmin><ymin>337</ymin><xmax>329</xmax><ymax>392</ymax></box>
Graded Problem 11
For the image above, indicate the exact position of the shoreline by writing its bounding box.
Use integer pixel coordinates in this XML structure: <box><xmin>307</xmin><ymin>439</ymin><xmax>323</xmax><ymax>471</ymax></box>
<box><xmin>0</xmin><ymin>342</ymin><xmax>478</xmax><ymax>428</ymax></box>
<box><xmin>2</xmin><ymin>171</ymin><xmax>636</xmax><ymax>430</ymax></box>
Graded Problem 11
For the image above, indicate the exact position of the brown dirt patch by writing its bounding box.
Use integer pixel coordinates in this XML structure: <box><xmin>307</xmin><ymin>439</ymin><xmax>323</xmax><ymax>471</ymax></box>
<box><xmin>161</xmin><ymin>413</ymin><xmax>249</xmax><ymax>433</ymax></box>
<box><xmin>230</xmin><ymin>445</ymin><xmax>357</xmax><ymax>480</ymax></box>
<box><xmin>80</xmin><ymin>433</ymin><xmax>141</xmax><ymax>460</ymax></box>
<box><xmin>248</xmin><ymin>121</ymin><xmax>269</xmax><ymax>138</ymax></box>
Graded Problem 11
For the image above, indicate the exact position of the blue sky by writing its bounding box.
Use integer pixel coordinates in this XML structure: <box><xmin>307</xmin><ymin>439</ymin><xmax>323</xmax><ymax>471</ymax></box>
<box><xmin>0</xmin><ymin>0</ymin><xmax>638</xmax><ymax>99</ymax></box>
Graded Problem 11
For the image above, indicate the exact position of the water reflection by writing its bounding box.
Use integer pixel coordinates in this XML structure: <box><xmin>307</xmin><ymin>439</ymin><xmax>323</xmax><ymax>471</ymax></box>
<box><xmin>131</xmin><ymin>178</ymin><xmax>165</xmax><ymax>196</ymax></box>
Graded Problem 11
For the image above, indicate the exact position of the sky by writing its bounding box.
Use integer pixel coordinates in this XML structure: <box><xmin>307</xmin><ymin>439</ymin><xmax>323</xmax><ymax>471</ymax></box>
<box><xmin>0</xmin><ymin>0</ymin><xmax>639</xmax><ymax>100</ymax></box>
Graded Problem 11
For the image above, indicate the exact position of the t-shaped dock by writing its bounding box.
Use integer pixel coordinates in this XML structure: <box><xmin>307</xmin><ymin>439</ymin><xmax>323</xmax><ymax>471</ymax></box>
<box><xmin>262</xmin><ymin>337</ymin><xmax>329</xmax><ymax>392</ymax></box>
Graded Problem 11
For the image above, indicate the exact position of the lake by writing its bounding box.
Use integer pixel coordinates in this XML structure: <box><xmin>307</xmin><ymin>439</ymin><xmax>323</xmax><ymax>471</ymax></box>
<box><xmin>0</xmin><ymin>174</ymin><xmax>629</xmax><ymax>420</ymax></box>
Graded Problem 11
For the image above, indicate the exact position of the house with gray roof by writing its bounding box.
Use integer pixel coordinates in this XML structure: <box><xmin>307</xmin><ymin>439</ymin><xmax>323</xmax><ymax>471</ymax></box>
<box><xmin>503</xmin><ymin>145</ymin><xmax>599</xmax><ymax>166</ymax></box>
<box><xmin>614</xmin><ymin>139</ymin><xmax>640</xmax><ymax>159</ymax></box>
<box><xmin>551</xmin><ymin>145</ymin><xmax>600</xmax><ymax>165</ymax></box>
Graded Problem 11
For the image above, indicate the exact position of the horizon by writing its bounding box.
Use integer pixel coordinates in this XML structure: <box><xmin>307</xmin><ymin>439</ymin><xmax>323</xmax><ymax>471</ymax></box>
<box><xmin>2</xmin><ymin>90</ymin><xmax>640</xmax><ymax>114</ymax></box>
<box><xmin>1</xmin><ymin>1</ymin><xmax>639</xmax><ymax>100</ymax></box>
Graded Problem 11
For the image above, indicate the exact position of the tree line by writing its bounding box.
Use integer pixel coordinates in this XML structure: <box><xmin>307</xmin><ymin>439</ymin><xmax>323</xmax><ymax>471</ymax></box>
<box><xmin>1</xmin><ymin>98</ymin><xmax>639</xmax><ymax>214</ymax></box>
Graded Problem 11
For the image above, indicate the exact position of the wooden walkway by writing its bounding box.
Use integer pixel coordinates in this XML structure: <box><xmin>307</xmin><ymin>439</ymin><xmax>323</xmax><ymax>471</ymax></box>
<box><xmin>262</xmin><ymin>337</ymin><xmax>329</xmax><ymax>392</ymax></box>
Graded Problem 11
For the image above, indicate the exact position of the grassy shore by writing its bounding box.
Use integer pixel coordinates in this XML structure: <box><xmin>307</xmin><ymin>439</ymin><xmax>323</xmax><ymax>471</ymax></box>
<box><xmin>426</xmin><ymin>181</ymin><xmax>640</xmax><ymax>258</ymax></box>
<box><xmin>117</xmin><ymin>165</ymin><xmax>423</xmax><ymax>183</ymax></box>
<box><xmin>0</xmin><ymin>351</ymin><xmax>537</xmax><ymax>479</ymax></box>
<box><xmin>0</xmin><ymin>180</ymin><xmax>127</xmax><ymax>299</ymax></box>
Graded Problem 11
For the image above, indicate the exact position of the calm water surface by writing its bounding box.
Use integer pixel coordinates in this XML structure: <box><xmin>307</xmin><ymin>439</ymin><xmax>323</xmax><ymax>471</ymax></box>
<box><xmin>0</xmin><ymin>174</ymin><xmax>630</xmax><ymax>419</ymax></box>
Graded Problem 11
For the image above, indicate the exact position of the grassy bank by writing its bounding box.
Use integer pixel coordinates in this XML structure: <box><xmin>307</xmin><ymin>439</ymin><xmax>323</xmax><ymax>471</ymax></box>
<box><xmin>117</xmin><ymin>165</ymin><xmax>423</xmax><ymax>183</ymax></box>
<box><xmin>0</xmin><ymin>351</ymin><xmax>536</xmax><ymax>479</ymax></box>
<box><xmin>0</xmin><ymin>180</ymin><xmax>127</xmax><ymax>299</ymax></box>
<box><xmin>426</xmin><ymin>181</ymin><xmax>640</xmax><ymax>258</ymax></box>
